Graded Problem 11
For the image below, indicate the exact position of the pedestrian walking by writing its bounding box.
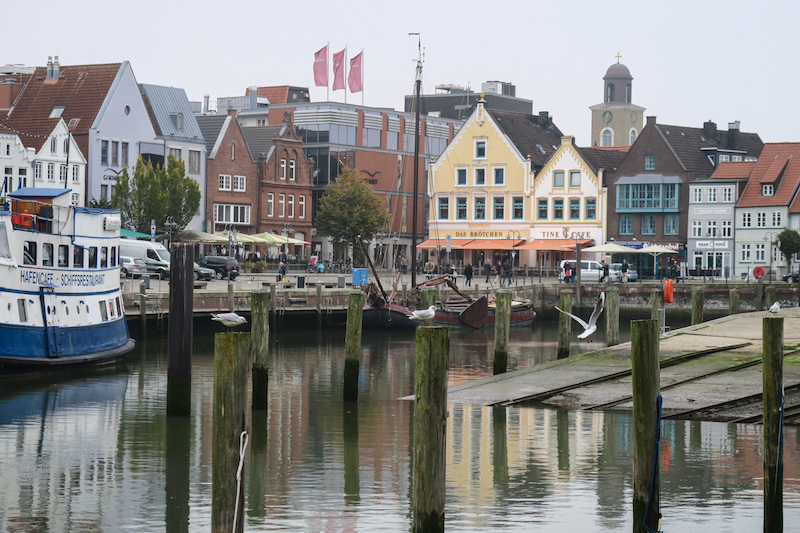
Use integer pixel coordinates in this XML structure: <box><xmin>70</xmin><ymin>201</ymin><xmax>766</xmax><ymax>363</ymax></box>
<box><xmin>602</xmin><ymin>261</ymin><xmax>610</xmax><ymax>283</ymax></box>
<box><xmin>502</xmin><ymin>258</ymin><xmax>511</xmax><ymax>286</ymax></box>
<box><xmin>464</xmin><ymin>263</ymin><xmax>473</xmax><ymax>286</ymax></box>
<box><xmin>484</xmin><ymin>260</ymin><xmax>492</xmax><ymax>283</ymax></box>
<box><xmin>621</xmin><ymin>259</ymin><xmax>629</xmax><ymax>283</ymax></box>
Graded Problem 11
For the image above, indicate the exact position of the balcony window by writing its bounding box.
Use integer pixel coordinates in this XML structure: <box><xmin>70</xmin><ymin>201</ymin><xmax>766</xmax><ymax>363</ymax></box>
<box><xmin>537</xmin><ymin>199</ymin><xmax>548</xmax><ymax>220</ymax></box>
<box><xmin>474</xmin><ymin>198</ymin><xmax>485</xmax><ymax>220</ymax></box>
<box><xmin>585</xmin><ymin>198</ymin><xmax>596</xmax><ymax>220</ymax></box>
<box><xmin>456</xmin><ymin>197</ymin><xmax>467</xmax><ymax>220</ymax></box>
<box><xmin>553</xmin><ymin>198</ymin><xmax>563</xmax><ymax>220</ymax></box>
<box><xmin>512</xmin><ymin>197</ymin><xmax>523</xmax><ymax>220</ymax></box>
<box><xmin>493</xmin><ymin>197</ymin><xmax>504</xmax><ymax>220</ymax></box>
<box><xmin>569</xmin><ymin>199</ymin><xmax>580</xmax><ymax>220</ymax></box>
<box><xmin>438</xmin><ymin>197</ymin><xmax>449</xmax><ymax>220</ymax></box>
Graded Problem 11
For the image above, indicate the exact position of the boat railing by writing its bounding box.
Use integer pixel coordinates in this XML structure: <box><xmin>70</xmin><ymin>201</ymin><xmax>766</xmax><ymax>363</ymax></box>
<box><xmin>9</xmin><ymin>198</ymin><xmax>74</xmax><ymax>235</ymax></box>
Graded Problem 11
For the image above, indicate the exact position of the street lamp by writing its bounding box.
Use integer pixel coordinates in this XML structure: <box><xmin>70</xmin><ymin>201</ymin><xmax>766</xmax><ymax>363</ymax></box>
<box><xmin>507</xmin><ymin>229</ymin><xmax>521</xmax><ymax>285</ymax></box>
<box><xmin>764</xmin><ymin>231</ymin><xmax>780</xmax><ymax>283</ymax></box>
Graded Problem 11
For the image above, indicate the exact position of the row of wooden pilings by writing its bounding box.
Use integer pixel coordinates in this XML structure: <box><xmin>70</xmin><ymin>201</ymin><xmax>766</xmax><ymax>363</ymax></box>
<box><xmin>162</xmin><ymin>244</ymin><xmax>785</xmax><ymax>531</ymax></box>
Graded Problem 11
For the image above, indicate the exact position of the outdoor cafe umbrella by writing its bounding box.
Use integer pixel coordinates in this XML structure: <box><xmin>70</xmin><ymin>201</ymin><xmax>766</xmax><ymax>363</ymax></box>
<box><xmin>581</xmin><ymin>243</ymin><xmax>644</xmax><ymax>254</ymax></box>
<box><xmin>251</xmin><ymin>232</ymin><xmax>285</xmax><ymax>245</ymax></box>
<box><xmin>213</xmin><ymin>231</ymin><xmax>272</xmax><ymax>245</ymax></box>
<box><xmin>158</xmin><ymin>229</ymin><xmax>227</xmax><ymax>244</ymax></box>
<box><xmin>639</xmin><ymin>244</ymin><xmax>678</xmax><ymax>278</ymax></box>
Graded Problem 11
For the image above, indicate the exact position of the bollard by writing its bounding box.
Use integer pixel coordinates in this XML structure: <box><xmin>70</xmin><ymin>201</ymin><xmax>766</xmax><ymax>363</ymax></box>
<box><xmin>651</xmin><ymin>289</ymin><xmax>664</xmax><ymax>334</ymax></box>
<box><xmin>139</xmin><ymin>281</ymin><xmax>147</xmax><ymax>338</ymax></box>
<box><xmin>631</xmin><ymin>319</ymin><xmax>660</xmax><ymax>533</ymax></box>
<box><xmin>493</xmin><ymin>291</ymin><xmax>511</xmax><ymax>375</ymax></box>
<box><xmin>557</xmin><ymin>290</ymin><xmax>573</xmax><ymax>359</ymax></box>
<box><xmin>729</xmin><ymin>289</ymin><xmax>740</xmax><ymax>315</ymax></box>
<box><xmin>412</xmin><ymin>326</ymin><xmax>449</xmax><ymax>533</ymax></box>
<box><xmin>605</xmin><ymin>288</ymin><xmax>620</xmax><ymax>347</ymax></box>
<box><xmin>343</xmin><ymin>291</ymin><xmax>364</xmax><ymax>402</ymax></box>
<box><xmin>691</xmin><ymin>288</ymin><xmax>704</xmax><ymax>325</ymax></box>
<box><xmin>763</xmin><ymin>316</ymin><xmax>783</xmax><ymax>532</ymax></box>
<box><xmin>212</xmin><ymin>332</ymin><xmax>251</xmax><ymax>533</ymax></box>
<box><xmin>316</xmin><ymin>285</ymin><xmax>323</xmax><ymax>329</ymax></box>
<box><xmin>419</xmin><ymin>288</ymin><xmax>437</xmax><ymax>326</ymax></box>
<box><xmin>228</xmin><ymin>281</ymin><xmax>235</xmax><ymax>312</ymax></box>
<box><xmin>765</xmin><ymin>286</ymin><xmax>777</xmax><ymax>310</ymax></box>
<box><xmin>475</xmin><ymin>283</ymin><xmax>480</xmax><ymax>298</ymax></box>
<box><xmin>167</xmin><ymin>243</ymin><xmax>193</xmax><ymax>417</ymax></box>
<box><xmin>251</xmin><ymin>290</ymin><xmax>270</xmax><ymax>410</ymax></box>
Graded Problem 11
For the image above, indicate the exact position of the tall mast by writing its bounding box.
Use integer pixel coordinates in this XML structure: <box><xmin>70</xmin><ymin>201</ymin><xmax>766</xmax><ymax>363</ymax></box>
<box><xmin>410</xmin><ymin>33</ymin><xmax>422</xmax><ymax>288</ymax></box>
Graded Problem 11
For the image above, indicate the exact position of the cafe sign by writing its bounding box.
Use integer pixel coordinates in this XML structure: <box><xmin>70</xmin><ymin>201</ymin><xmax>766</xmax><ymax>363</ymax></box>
<box><xmin>454</xmin><ymin>230</ymin><xmax>505</xmax><ymax>238</ymax></box>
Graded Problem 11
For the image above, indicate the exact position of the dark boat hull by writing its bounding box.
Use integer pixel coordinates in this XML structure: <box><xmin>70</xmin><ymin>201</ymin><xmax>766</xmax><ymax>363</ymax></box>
<box><xmin>435</xmin><ymin>303</ymin><xmax>536</xmax><ymax>328</ymax></box>
<box><xmin>362</xmin><ymin>303</ymin><xmax>420</xmax><ymax>330</ymax></box>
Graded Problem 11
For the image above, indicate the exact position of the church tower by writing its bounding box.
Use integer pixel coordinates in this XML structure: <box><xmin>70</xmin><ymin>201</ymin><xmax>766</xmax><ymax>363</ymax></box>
<box><xmin>590</xmin><ymin>56</ymin><xmax>645</xmax><ymax>147</ymax></box>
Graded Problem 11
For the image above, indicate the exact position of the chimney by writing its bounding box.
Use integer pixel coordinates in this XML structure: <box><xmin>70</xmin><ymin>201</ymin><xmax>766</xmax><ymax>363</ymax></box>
<box><xmin>646</xmin><ymin>116</ymin><xmax>657</xmax><ymax>127</ymax></box>
<box><xmin>52</xmin><ymin>55</ymin><xmax>60</xmax><ymax>80</ymax></box>
<box><xmin>203</xmin><ymin>94</ymin><xmax>209</xmax><ymax>114</ymax></box>
<box><xmin>727</xmin><ymin>121</ymin><xmax>741</xmax><ymax>150</ymax></box>
<box><xmin>538</xmin><ymin>111</ymin><xmax>549</xmax><ymax>125</ymax></box>
<box><xmin>703</xmin><ymin>120</ymin><xmax>717</xmax><ymax>141</ymax></box>
<box><xmin>46</xmin><ymin>56</ymin><xmax>53</xmax><ymax>81</ymax></box>
<box><xmin>228</xmin><ymin>108</ymin><xmax>237</xmax><ymax>118</ymax></box>
<box><xmin>249</xmin><ymin>86</ymin><xmax>258</xmax><ymax>109</ymax></box>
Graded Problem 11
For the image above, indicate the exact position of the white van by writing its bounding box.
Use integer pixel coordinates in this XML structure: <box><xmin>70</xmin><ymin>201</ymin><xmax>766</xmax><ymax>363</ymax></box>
<box><xmin>558</xmin><ymin>259</ymin><xmax>604</xmax><ymax>282</ymax></box>
<box><xmin>119</xmin><ymin>239</ymin><xmax>171</xmax><ymax>279</ymax></box>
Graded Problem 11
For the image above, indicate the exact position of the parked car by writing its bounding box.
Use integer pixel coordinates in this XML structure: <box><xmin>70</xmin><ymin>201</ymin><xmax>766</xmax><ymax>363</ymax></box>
<box><xmin>120</xmin><ymin>256</ymin><xmax>147</xmax><ymax>279</ymax></box>
<box><xmin>193</xmin><ymin>262</ymin><xmax>215</xmax><ymax>281</ymax></box>
<box><xmin>609</xmin><ymin>263</ymin><xmax>639</xmax><ymax>282</ymax></box>
<box><xmin>558</xmin><ymin>260</ymin><xmax>603</xmax><ymax>282</ymax></box>
<box><xmin>784</xmin><ymin>271</ymin><xmax>799</xmax><ymax>283</ymax></box>
<box><xmin>198</xmin><ymin>256</ymin><xmax>240</xmax><ymax>280</ymax></box>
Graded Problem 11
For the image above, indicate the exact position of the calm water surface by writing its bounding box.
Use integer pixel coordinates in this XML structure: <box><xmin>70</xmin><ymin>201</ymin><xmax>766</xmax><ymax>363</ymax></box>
<box><xmin>1</xmin><ymin>312</ymin><xmax>799</xmax><ymax>532</ymax></box>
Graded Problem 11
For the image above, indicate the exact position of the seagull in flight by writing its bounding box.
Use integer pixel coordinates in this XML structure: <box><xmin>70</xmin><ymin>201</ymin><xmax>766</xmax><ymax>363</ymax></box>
<box><xmin>555</xmin><ymin>292</ymin><xmax>606</xmax><ymax>342</ymax></box>
<box><xmin>407</xmin><ymin>305</ymin><xmax>437</xmax><ymax>321</ymax></box>
<box><xmin>212</xmin><ymin>312</ymin><xmax>248</xmax><ymax>331</ymax></box>
<box><xmin>769</xmin><ymin>301</ymin><xmax>780</xmax><ymax>313</ymax></box>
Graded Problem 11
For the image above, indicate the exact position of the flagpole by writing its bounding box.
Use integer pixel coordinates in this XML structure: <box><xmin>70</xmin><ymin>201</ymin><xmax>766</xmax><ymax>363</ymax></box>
<box><xmin>361</xmin><ymin>49</ymin><xmax>365</xmax><ymax>106</ymax></box>
<box><xmin>326</xmin><ymin>41</ymin><xmax>330</xmax><ymax>101</ymax></box>
<box><xmin>343</xmin><ymin>46</ymin><xmax>348</xmax><ymax>104</ymax></box>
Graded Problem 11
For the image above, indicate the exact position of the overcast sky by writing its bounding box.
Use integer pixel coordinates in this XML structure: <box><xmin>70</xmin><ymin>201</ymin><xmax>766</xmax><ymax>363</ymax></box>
<box><xmin>7</xmin><ymin>0</ymin><xmax>798</xmax><ymax>147</ymax></box>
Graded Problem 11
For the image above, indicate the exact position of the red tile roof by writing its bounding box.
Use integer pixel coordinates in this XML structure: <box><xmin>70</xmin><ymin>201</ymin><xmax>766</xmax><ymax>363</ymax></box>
<box><xmin>0</xmin><ymin>117</ymin><xmax>61</xmax><ymax>151</ymax></box>
<box><xmin>710</xmin><ymin>161</ymin><xmax>756</xmax><ymax>181</ymax></box>
<box><xmin>248</xmin><ymin>86</ymin><xmax>290</xmax><ymax>105</ymax></box>
<box><xmin>736</xmin><ymin>143</ymin><xmax>800</xmax><ymax>208</ymax></box>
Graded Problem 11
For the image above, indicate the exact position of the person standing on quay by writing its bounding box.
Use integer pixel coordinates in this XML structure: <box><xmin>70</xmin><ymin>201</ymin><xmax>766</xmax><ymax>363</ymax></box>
<box><xmin>464</xmin><ymin>263</ymin><xmax>473</xmax><ymax>286</ymax></box>
<box><xmin>484</xmin><ymin>259</ymin><xmax>492</xmax><ymax>283</ymax></box>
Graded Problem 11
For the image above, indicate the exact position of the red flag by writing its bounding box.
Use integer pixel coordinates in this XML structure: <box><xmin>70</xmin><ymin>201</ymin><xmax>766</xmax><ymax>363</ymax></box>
<box><xmin>313</xmin><ymin>45</ymin><xmax>327</xmax><ymax>87</ymax></box>
<box><xmin>348</xmin><ymin>52</ymin><xmax>363</xmax><ymax>93</ymax></box>
<box><xmin>332</xmin><ymin>49</ymin><xmax>345</xmax><ymax>91</ymax></box>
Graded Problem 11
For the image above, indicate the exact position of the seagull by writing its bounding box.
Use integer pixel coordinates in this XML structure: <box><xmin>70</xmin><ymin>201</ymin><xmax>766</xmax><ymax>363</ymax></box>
<box><xmin>555</xmin><ymin>292</ymin><xmax>606</xmax><ymax>342</ymax></box>
<box><xmin>211</xmin><ymin>312</ymin><xmax>248</xmax><ymax>331</ymax></box>
<box><xmin>407</xmin><ymin>305</ymin><xmax>437</xmax><ymax>321</ymax></box>
<box><xmin>769</xmin><ymin>302</ymin><xmax>780</xmax><ymax>313</ymax></box>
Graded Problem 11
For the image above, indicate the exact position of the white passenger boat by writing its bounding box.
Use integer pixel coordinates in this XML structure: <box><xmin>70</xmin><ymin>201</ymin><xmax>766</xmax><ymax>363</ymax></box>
<box><xmin>0</xmin><ymin>188</ymin><xmax>135</xmax><ymax>367</ymax></box>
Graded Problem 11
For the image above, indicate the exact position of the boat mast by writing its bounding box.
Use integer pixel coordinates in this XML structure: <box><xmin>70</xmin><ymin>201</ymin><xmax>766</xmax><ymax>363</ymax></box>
<box><xmin>410</xmin><ymin>33</ymin><xmax>422</xmax><ymax>288</ymax></box>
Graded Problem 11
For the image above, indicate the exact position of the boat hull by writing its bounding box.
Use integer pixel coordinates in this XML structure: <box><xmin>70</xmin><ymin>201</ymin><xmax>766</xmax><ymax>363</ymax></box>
<box><xmin>435</xmin><ymin>304</ymin><xmax>536</xmax><ymax>328</ymax></box>
<box><xmin>362</xmin><ymin>303</ymin><xmax>420</xmax><ymax>330</ymax></box>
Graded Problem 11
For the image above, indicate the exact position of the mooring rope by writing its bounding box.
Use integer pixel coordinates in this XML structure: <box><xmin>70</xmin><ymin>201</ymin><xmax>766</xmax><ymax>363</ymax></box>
<box><xmin>777</xmin><ymin>386</ymin><xmax>785</xmax><ymax>495</ymax></box>
<box><xmin>644</xmin><ymin>394</ymin><xmax>664</xmax><ymax>533</ymax></box>
<box><xmin>232</xmin><ymin>429</ymin><xmax>249</xmax><ymax>531</ymax></box>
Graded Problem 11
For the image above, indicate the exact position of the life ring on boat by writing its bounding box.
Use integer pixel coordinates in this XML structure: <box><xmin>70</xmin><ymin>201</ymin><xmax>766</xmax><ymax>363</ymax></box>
<box><xmin>753</xmin><ymin>266</ymin><xmax>765</xmax><ymax>279</ymax></box>
<box><xmin>664</xmin><ymin>279</ymin><xmax>674</xmax><ymax>303</ymax></box>
<box><xmin>21</xmin><ymin>210</ymin><xmax>32</xmax><ymax>228</ymax></box>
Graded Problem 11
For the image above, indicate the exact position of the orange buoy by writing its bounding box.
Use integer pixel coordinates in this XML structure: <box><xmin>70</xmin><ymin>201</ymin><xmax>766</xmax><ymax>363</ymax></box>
<box><xmin>664</xmin><ymin>279</ymin><xmax>674</xmax><ymax>303</ymax></box>
<box><xmin>753</xmin><ymin>266</ymin><xmax>765</xmax><ymax>279</ymax></box>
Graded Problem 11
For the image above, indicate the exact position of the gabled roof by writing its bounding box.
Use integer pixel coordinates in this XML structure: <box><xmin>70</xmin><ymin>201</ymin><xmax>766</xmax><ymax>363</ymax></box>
<box><xmin>139</xmin><ymin>84</ymin><xmax>204</xmax><ymax>142</ymax></box>
<box><xmin>196</xmin><ymin>115</ymin><xmax>229</xmax><ymax>155</ymax></box>
<box><xmin>484</xmin><ymin>108</ymin><xmax>564</xmax><ymax>170</ymax></box>
<box><xmin>735</xmin><ymin>143</ymin><xmax>800</xmax><ymax>208</ymax></box>
<box><xmin>580</xmin><ymin>146</ymin><xmax>629</xmax><ymax>173</ymax></box>
<box><xmin>710</xmin><ymin>161</ymin><xmax>756</xmax><ymax>181</ymax></box>
<box><xmin>241</xmin><ymin>126</ymin><xmax>283</xmax><ymax>162</ymax></box>
<box><xmin>0</xmin><ymin>117</ymin><xmax>60</xmax><ymax>151</ymax></box>
<box><xmin>655</xmin><ymin>123</ymin><xmax>764</xmax><ymax>175</ymax></box>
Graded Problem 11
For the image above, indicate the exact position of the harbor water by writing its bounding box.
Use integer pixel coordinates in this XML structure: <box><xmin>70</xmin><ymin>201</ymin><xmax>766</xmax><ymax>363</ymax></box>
<box><xmin>1</xmin><ymin>312</ymin><xmax>799</xmax><ymax>532</ymax></box>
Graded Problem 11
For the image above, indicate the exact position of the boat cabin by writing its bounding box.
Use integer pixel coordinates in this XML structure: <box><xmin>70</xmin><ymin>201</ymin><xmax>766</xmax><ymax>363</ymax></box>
<box><xmin>8</xmin><ymin>187</ymin><xmax>73</xmax><ymax>234</ymax></box>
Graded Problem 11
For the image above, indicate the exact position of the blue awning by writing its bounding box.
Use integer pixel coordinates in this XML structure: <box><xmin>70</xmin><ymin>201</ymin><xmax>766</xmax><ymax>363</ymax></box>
<box><xmin>9</xmin><ymin>187</ymin><xmax>71</xmax><ymax>198</ymax></box>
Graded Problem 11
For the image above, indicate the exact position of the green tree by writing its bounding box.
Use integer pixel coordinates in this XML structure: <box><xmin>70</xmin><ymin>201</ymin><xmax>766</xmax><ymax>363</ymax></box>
<box><xmin>87</xmin><ymin>197</ymin><xmax>113</xmax><ymax>209</ymax></box>
<box><xmin>315</xmin><ymin>165</ymin><xmax>388</xmax><ymax>263</ymax></box>
<box><xmin>111</xmin><ymin>155</ymin><xmax>200</xmax><ymax>233</ymax></box>
<box><xmin>778</xmin><ymin>228</ymin><xmax>800</xmax><ymax>275</ymax></box>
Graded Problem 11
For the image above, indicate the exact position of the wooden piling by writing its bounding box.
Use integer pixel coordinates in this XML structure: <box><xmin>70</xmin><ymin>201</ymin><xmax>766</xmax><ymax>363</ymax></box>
<box><xmin>557</xmin><ymin>290</ymin><xmax>573</xmax><ymax>359</ymax></box>
<box><xmin>729</xmin><ymin>289</ymin><xmax>740</xmax><ymax>315</ymax></box>
<box><xmin>631</xmin><ymin>318</ymin><xmax>660</xmax><ymax>533</ymax></box>
<box><xmin>269</xmin><ymin>284</ymin><xmax>277</xmax><ymax>327</ymax></box>
<box><xmin>343</xmin><ymin>291</ymin><xmax>364</xmax><ymax>402</ymax></box>
<box><xmin>139</xmin><ymin>281</ymin><xmax>147</xmax><ymax>338</ymax></box>
<box><xmin>419</xmin><ymin>288</ymin><xmax>437</xmax><ymax>326</ymax></box>
<box><xmin>763</xmin><ymin>316</ymin><xmax>783</xmax><ymax>532</ymax></box>
<box><xmin>412</xmin><ymin>326</ymin><xmax>449</xmax><ymax>533</ymax></box>
<box><xmin>212</xmin><ymin>332</ymin><xmax>251</xmax><ymax>533</ymax></box>
<box><xmin>228</xmin><ymin>281</ymin><xmax>234</xmax><ymax>312</ymax></box>
<box><xmin>651</xmin><ymin>289</ymin><xmax>664</xmax><ymax>334</ymax></box>
<box><xmin>691</xmin><ymin>288</ymin><xmax>704</xmax><ymax>325</ymax></box>
<box><xmin>493</xmin><ymin>290</ymin><xmax>511</xmax><ymax>375</ymax></box>
<box><xmin>605</xmin><ymin>288</ymin><xmax>620</xmax><ymax>346</ymax></box>
<box><xmin>756</xmin><ymin>277</ymin><xmax>765</xmax><ymax>311</ymax></box>
<box><xmin>167</xmin><ymin>243</ymin><xmax>193</xmax><ymax>417</ymax></box>
<box><xmin>251</xmin><ymin>290</ymin><xmax>270</xmax><ymax>410</ymax></box>
<box><xmin>402</xmin><ymin>283</ymin><xmax>408</xmax><ymax>306</ymax></box>
<box><xmin>765</xmin><ymin>286</ymin><xmax>777</xmax><ymax>310</ymax></box>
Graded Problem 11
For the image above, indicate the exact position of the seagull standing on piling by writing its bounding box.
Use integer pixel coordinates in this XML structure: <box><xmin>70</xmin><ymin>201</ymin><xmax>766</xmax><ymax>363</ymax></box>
<box><xmin>211</xmin><ymin>312</ymin><xmax>248</xmax><ymax>332</ymax></box>
<box><xmin>555</xmin><ymin>292</ymin><xmax>606</xmax><ymax>342</ymax></box>
<box><xmin>407</xmin><ymin>305</ymin><xmax>437</xmax><ymax>321</ymax></box>
<box><xmin>769</xmin><ymin>302</ymin><xmax>780</xmax><ymax>313</ymax></box>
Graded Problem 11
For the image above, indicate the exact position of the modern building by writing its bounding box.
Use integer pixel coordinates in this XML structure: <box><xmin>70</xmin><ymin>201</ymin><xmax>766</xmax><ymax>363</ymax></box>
<box><xmin>406</xmin><ymin>81</ymin><xmax>532</xmax><ymax>121</ymax></box>
<box><xmin>589</xmin><ymin>59</ymin><xmax>645</xmax><ymax>147</ymax></box>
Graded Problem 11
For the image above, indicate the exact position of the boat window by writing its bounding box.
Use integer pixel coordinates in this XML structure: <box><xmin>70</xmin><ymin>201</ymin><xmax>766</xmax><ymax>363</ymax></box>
<box><xmin>115</xmin><ymin>297</ymin><xmax>122</xmax><ymax>317</ymax></box>
<box><xmin>99</xmin><ymin>301</ymin><xmax>108</xmax><ymax>321</ymax></box>
<box><xmin>73</xmin><ymin>246</ymin><xmax>84</xmax><ymax>268</ymax></box>
<box><xmin>110</xmin><ymin>246</ymin><xmax>117</xmax><ymax>267</ymax></box>
<box><xmin>23</xmin><ymin>241</ymin><xmax>37</xmax><ymax>265</ymax></box>
<box><xmin>42</xmin><ymin>243</ymin><xmax>54</xmax><ymax>267</ymax></box>
<box><xmin>89</xmin><ymin>247</ymin><xmax>98</xmax><ymax>268</ymax></box>
<box><xmin>17</xmin><ymin>299</ymin><xmax>27</xmax><ymax>323</ymax></box>
<box><xmin>58</xmin><ymin>245</ymin><xmax>69</xmax><ymax>267</ymax></box>
<box><xmin>100</xmin><ymin>247</ymin><xmax>108</xmax><ymax>268</ymax></box>
<box><xmin>108</xmin><ymin>300</ymin><xmax>115</xmax><ymax>318</ymax></box>
<box><xmin>0</xmin><ymin>221</ymin><xmax>12</xmax><ymax>266</ymax></box>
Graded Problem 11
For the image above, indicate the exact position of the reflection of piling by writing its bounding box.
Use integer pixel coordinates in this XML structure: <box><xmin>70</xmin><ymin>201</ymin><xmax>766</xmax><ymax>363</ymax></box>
<box><xmin>251</xmin><ymin>290</ymin><xmax>270</xmax><ymax>410</ymax></box>
<box><xmin>269</xmin><ymin>285</ymin><xmax>277</xmax><ymax>328</ymax></box>
<box><xmin>557</xmin><ymin>409</ymin><xmax>570</xmax><ymax>471</ymax></box>
<box><xmin>165</xmin><ymin>416</ymin><xmax>191</xmax><ymax>533</ymax></box>
<box><xmin>212</xmin><ymin>332</ymin><xmax>251</xmax><ymax>533</ymax></box>
<box><xmin>167</xmin><ymin>243</ymin><xmax>193</xmax><ymax>416</ymax></box>
<box><xmin>493</xmin><ymin>290</ymin><xmax>511</xmax><ymax>375</ymax></box>
<box><xmin>343</xmin><ymin>406</ymin><xmax>360</xmax><ymax>505</ymax></box>
<box><xmin>691</xmin><ymin>288</ymin><xmax>704</xmax><ymax>325</ymax></box>
<box><xmin>763</xmin><ymin>316</ymin><xmax>783</xmax><ymax>531</ymax></box>
<box><xmin>631</xmin><ymin>319</ymin><xmax>660</xmax><ymax>533</ymax></box>
<box><xmin>139</xmin><ymin>281</ymin><xmax>147</xmax><ymax>338</ymax></box>
<box><xmin>247</xmin><ymin>410</ymin><xmax>268</xmax><ymax>520</ymax></box>
<box><xmin>557</xmin><ymin>290</ymin><xmax>573</xmax><ymax>359</ymax></box>
<box><xmin>729</xmin><ymin>289</ymin><xmax>740</xmax><ymax>315</ymax></box>
<box><xmin>412</xmin><ymin>326</ymin><xmax>449</xmax><ymax>533</ymax></box>
<box><xmin>316</xmin><ymin>285</ymin><xmax>323</xmax><ymax>329</ymax></box>
<box><xmin>605</xmin><ymin>288</ymin><xmax>620</xmax><ymax>346</ymax></box>
<box><xmin>420</xmin><ymin>289</ymin><xmax>437</xmax><ymax>326</ymax></box>
<box><xmin>651</xmin><ymin>289</ymin><xmax>664</xmax><ymax>334</ymax></box>
<box><xmin>492</xmin><ymin>407</ymin><xmax>508</xmax><ymax>486</ymax></box>
<box><xmin>765</xmin><ymin>286</ymin><xmax>777</xmax><ymax>309</ymax></box>
<box><xmin>343</xmin><ymin>291</ymin><xmax>364</xmax><ymax>402</ymax></box>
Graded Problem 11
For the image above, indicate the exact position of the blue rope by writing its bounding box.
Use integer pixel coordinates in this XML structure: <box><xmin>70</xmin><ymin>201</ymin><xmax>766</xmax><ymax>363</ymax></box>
<box><xmin>644</xmin><ymin>394</ymin><xmax>664</xmax><ymax>533</ymax></box>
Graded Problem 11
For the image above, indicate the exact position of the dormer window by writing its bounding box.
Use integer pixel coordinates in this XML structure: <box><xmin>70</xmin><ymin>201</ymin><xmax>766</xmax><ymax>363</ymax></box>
<box><xmin>170</xmin><ymin>113</ymin><xmax>184</xmax><ymax>132</ymax></box>
<box><xmin>762</xmin><ymin>184</ymin><xmax>774</xmax><ymax>197</ymax></box>
<box><xmin>49</xmin><ymin>106</ymin><xmax>65</xmax><ymax>119</ymax></box>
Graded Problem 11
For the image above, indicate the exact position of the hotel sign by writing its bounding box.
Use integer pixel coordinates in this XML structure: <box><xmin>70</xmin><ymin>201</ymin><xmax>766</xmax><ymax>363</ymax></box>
<box><xmin>695</xmin><ymin>240</ymin><xmax>729</xmax><ymax>250</ymax></box>
<box><xmin>693</xmin><ymin>207</ymin><xmax>732</xmax><ymax>215</ymax></box>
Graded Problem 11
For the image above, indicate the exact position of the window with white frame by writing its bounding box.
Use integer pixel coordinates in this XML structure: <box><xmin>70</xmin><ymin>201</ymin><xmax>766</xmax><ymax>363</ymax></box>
<box><xmin>289</xmin><ymin>160</ymin><xmax>296</xmax><ymax>180</ymax></box>
<box><xmin>438</xmin><ymin>197</ymin><xmax>449</xmax><ymax>219</ymax></box>
<box><xmin>692</xmin><ymin>187</ymin><xmax>702</xmax><ymax>203</ymax></box>
<box><xmin>279</xmin><ymin>194</ymin><xmax>285</xmax><ymax>217</ymax></box>
<box><xmin>763</xmin><ymin>184</ymin><xmax>774</xmax><ymax>197</ymax></box>
<box><xmin>218</xmin><ymin>174</ymin><xmax>231</xmax><ymax>191</ymax></box>
<box><xmin>755</xmin><ymin>243</ymin><xmax>765</xmax><ymax>261</ymax></box>
<box><xmin>722</xmin><ymin>187</ymin><xmax>732</xmax><ymax>202</ymax></box>
<box><xmin>722</xmin><ymin>220</ymin><xmax>732</xmax><ymax>237</ymax></box>
<box><xmin>692</xmin><ymin>220</ymin><xmax>702</xmax><ymax>238</ymax></box>
<box><xmin>741</xmin><ymin>243</ymin><xmax>751</xmax><ymax>261</ymax></box>
<box><xmin>456</xmin><ymin>167</ymin><xmax>467</xmax><ymax>186</ymax></box>
<box><xmin>35</xmin><ymin>163</ymin><xmax>41</xmax><ymax>180</ymax></box>
<box><xmin>101</xmin><ymin>140</ymin><xmax>108</xmax><ymax>164</ymax></box>
<box><xmin>299</xmin><ymin>195</ymin><xmax>305</xmax><ymax>219</ymax></box>
<box><xmin>288</xmin><ymin>195</ymin><xmax>295</xmax><ymax>218</ymax></box>
<box><xmin>72</xmin><ymin>166</ymin><xmax>79</xmax><ymax>182</ymax></box>
<box><xmin>168</xmin><ymin>147</ymin><xmax>181</xmax><ymax>160</ymax></box>
<box><xmin>59</xmin><ymin>164</ymin><xmax>67</xmax><ymax>182</ymax></box>
<box><xmin>267</xmin><ymin>193</ymin><xmax>274</xmax><ymax>217</ymax></box>
<box><xmin>757</xmin><ymin>212</ymin><xmax>766</xmax><ymax>227</ymax></box>
<box><xmin>742</xmin><ymin>212</ymin><xmax>751</xmax><ymax>227</ymax></box>
<box><xmin>493</xmin><ymin>166</ymin><xmax>504</xmax><ymax>185</ymax></box>
<box><xmin>18</xmin><ymin>168</ymin><xmax>26</xmax><ymax>188</ymax></box>
<box><xmin>773</xmin><ymin>245</ymin><xmax>780</xmax><ymax>262</ymax></box>
<box><xmin>231</xmin><ymin>143</ymin><xmax>235</xmax><ymax>160</ymax></box>
<box><xmin>475</xmin><ymin>139</ymin><xmax>486</xmax><ymax>158</ymax></box>
<box><xmin>280</xmin><ymin>159</ymin><xmax>286</xmax><ymax>179</ymax></box>
<box><xmin>47</xmin><ymin>163</ymin><xmax>54</xmax><ymax>181</ymax></box>
<box><xmin>233</xmin><ymin>175</ymin><xmax>246</xmax><ymax>192</ymax></box>
<box><xmin>707</xmin><ymin>220</ymin><xmax>717</xmax><ymax>237</ymax></box>
<box><xmin>189</xmin><ymin>150</ymin><xmax>200</xmax><ymax>173</ymax></box>
<box><xmin>50</xmin><ymin>138</ymin><xmax>57</xmax><ymax>154</ymax></box>
<box><xmin>474</xmin><ymin>167</ymin><xmax>485</xmax><ymax>185</ymax></box>
<box><xmin>63</xmin><ymin>138</ymin><xmax>69</xmax><ymax>154</ymax></box>
<box><xmin>719</xmin><ymin>154</ymin><xmax>730</xmax><ymax>163</ymax></box>
<box><xmin>772</xmin><ymin>211</ymin><xmax>781</xmax><ymax>227</ymax></box>
<box><xmin>708</xmin><ymin>188</ymin><xmax>717</xmax><ymax>202</ymax></box>
<box><xmin>112</xmin><ymin>141</ymin><xmax>119</xmax><ymax>166</ymax></box>
<box><xmin>732</xmin><ymin>155</ymin><xmax>743</xmax><ymax>162</ymax></box>
<box><xmin>214</xmin><ymin>204</ymin><xmax>250</xmax><ymax>225</ymax></box>
<box><xmin>71</xmin><ymin>193</ymin><xmax>79</xmax><ymax>206</ymax></box>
